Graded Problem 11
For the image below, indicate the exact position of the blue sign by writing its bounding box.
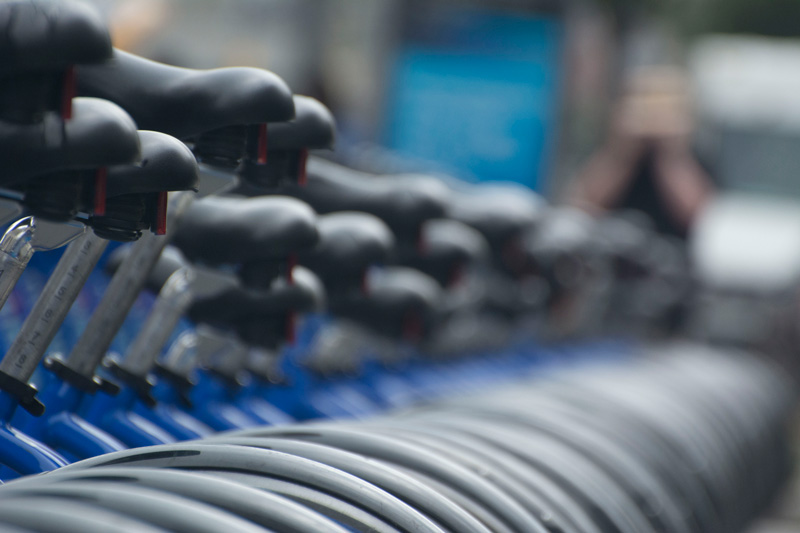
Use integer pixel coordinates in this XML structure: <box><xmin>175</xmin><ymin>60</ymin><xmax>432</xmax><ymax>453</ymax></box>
<box><xmin>385</xmin><ymin>10</ymin><xmax>563</xmax><ymax>191</ymax></box>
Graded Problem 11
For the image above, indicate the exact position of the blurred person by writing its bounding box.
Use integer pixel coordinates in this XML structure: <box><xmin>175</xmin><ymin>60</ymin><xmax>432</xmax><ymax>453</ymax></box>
<box><xmin>104</xmin><ymin>0</ymin><xmax>172</xmax><ymax>52</ymax></box>
<box><xmin>567</xmin><ymin>66</ymin><xmax>714</xmax><ymax>239</ymax></box>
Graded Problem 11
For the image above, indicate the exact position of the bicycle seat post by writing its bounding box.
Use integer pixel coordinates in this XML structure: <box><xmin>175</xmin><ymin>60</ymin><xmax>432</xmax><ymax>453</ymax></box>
<box><xmin>113</xmin><ymin>268</ymin><xmax>194</xmax><ymax>381</ymax></box>
<box><xmin>98</xmin><ymin>262</ymin><xmax>224</xmax><ymax>407</ymax></box>
<box><xmin>0</xmin><ymin>228</ymin><xmax>111</xmax><ymax>416</ymax></box>
<box><xmin>60</xmin><ymin>196</ymin><xmax>188</xmax><ymax>384</ymax></box>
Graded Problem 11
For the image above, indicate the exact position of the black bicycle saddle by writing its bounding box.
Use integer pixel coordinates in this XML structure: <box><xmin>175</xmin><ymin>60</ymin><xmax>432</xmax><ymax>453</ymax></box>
<box><xmin>110</xmin><ymin>244</ymin><xmax>324</xmax><ymax>321</ymax></box>
<box><xmin>0</xmin><ymin>97</ymin><xmax>139</xmax><ymax>185</ymax></box>
<box><xmin>400</xmin><ymin>219</ymin><xmax>489</xmax><ymax>287</ymax></box>
<box><xmin>199</xmin><ymin>267</ymin><xmax>325</xmax><ymax>348</ymax></box>
<box><xmin>117</xmin><ymin>245</ymin><xmax>324</xmax><ymax>348</ymax></box>
<box><xmin>275</xmin><ymin>158</ymin><xmax>447</xmax><ymax>244</ymax></box>
<box><xmin>446</xmin><ymin>185</ymin><xmax>544</xmax><ymax>277</ymax></box>
<box><xmin>269</xmin><ymin>95</ymin><xmax>336</xmax><ymax>151</ymax></box>
<box><xmin>172</xmin><ymin>195</ymin><xmax>319</xmax><ymax>277</ymax></box>
<box><xmin>87</xmin><ymin>130</ymin><xmax>198</xmax><ymax>241</ymax></box>
<box><xmin>0</xmin><ymin>97</ymin><xmax>141</xmax><ymax>221</ymax></box>
<box><xmin>0</xmin><ymin>1</ymin><xmax>111</xmax><ymax>123</ymax></box>
<box><xmin>189</xmin><ymin>267</ymin><xmax>324</xmax><ymax>321</ymax></box>
<box><xmin>332</xmin><ymin>266</ymin><xmax>442</xmax><ymax>341</ymax></box>
<box><xmin>523</xmin><ymin>208</ymin><xmax>597</xmax><ymax>300</ymax></box>
<box><xmin>77</xmin><ymin>49</ymin><xmax>295</xmax><ymax>140</ymax></box>
<box><xmin>0</xmin><ymin>1</ymin><xmax>110</xmax><ymax>72</ymax></box>
<box><xmin>239</xmin><ymin>95</ymin><xmax>336</xmax><ymax>189</ymax></box>
<box><xmin>102</xmin><ymin>131</ymin><xmax>198</xmax><ymax>198</ymax></box>
<box><xmin>299</xmin><ymin>211</ymin><xmax>394</xmax><ymax>295</ymax></box>
<box><xmin>448</xmin><ymin>184</ymin><xmax>544</xmax><ymax>240</ymax></box>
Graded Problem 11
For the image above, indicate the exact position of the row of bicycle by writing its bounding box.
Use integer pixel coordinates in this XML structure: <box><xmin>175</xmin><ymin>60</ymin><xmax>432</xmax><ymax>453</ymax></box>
<box><xmin>0</xmin><ymin>2</ymin><xmax>793</xmax><ymax>532</ymax></box>
<box><xmin>0</xmin><ymin>0</ymin><xmax>678</xmax><ymax>473</ymax></box>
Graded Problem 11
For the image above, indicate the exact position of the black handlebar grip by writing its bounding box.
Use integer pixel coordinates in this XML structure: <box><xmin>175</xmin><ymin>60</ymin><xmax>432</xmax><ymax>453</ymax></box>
<box><xmin>0</xmin><ymin>97</ymin><xmax>140</xmax><ymax>185</ymax></box>
<box><xmin>77</xmin><ymin>50</ymin><xmax>295</xmax><ymax>139</ymax></box>
<box><xmin>172</xmin><ymin>195</ymin><xmax>319</xmax><ymax>266</ymax></box>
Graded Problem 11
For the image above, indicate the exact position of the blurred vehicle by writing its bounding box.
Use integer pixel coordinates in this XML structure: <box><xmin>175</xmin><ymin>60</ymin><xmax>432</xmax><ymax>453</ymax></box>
<box><xmin>686</xmin><ymin>35</ymin><xmax>800</xmax><ymax>376</ymax></box>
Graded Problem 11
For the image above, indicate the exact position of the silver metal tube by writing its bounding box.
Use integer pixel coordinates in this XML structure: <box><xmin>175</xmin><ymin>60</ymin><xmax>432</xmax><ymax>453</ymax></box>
<box><xmin>63</xmin><ymin>191</ymin><xmax>194</xmax><ymax>378</ymax></box>
<box><xmin>116</xmin><ymin>268</ymin><xmax>194</xmax><ymax>378</ymax></box>
<box><xmin>160</xmin><ymin>330</ymin><xmax>198</xmax><ymax>378</ymax></box>
<box><xmin>0</xmin><ymin>232</ymin><xmax>109</xmax><ymax>382</ymax></box>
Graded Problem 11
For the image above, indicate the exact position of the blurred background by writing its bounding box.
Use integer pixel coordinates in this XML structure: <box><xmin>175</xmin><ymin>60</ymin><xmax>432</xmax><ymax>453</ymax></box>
<box><xmin>80</xmin><ymin>0</ymin><xmax>800</xmax><ymax>196</ymax></box>
<box><xmin>81</xmin><ymin>2</ymin><xmax>800</xmax><ymax>529</ymax></box>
